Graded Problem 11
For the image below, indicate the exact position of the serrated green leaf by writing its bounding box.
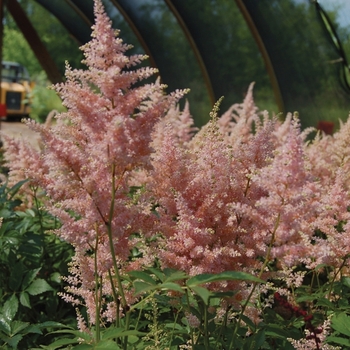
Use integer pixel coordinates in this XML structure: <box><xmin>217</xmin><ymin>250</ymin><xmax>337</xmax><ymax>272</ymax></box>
<box><xmin>45</xmin><ymin>337</ymin><xmax>80</xmax><ymax>348</ymax></box>
<box><xmin>265</xmin><ymin>324</ymin><xmax>292</xmax><ymax>339</ymax></box>
<box><xmin>50</xmin><ymin>272</ymin><xmax>62</xmax><ymax>284</ymax></box>
<box><xmin>159</xmin><ymin>282</ymin><xmax>184</xmax><ymax>294</ymax></box>
<box><xmin>94</xmin><ymin>340</ymin><xmax>122</xmax><ymax>349</ymax></box>
<box><xmin>146</xmin><ymin>267</ymin><xmax>166</xmax><ymax>282</ymax></box>
<box><xmin>327</xmin><ymin>336</ymin><xmax>350</xmax><ymax>347</ymax></box>
<box><xmin>26</xmin><ymin>208</ymin><xmax>36</xmax><ymax>217</ymax></box>
<box><xmin>19</xmin><ymin>291</ymin><xmax>31</xmax><ymax>308</ymax></box>
<box><xmin>100</xmin><ymin>327</ymin><xmax>124</xmax><ymax>340</ymax></box>
<box><xmin>186</xmin><ymin>271</ymin><xmax>265</xmax><ymax>287</ymax></box>
<box><xmin>164</xmin><ymin>322</ymin><xmax>185</xmax><ymax>331</ymax></box>
<box><xmin>342</xmin><ymin>277</ymin><xmax>350</xmax><ymax>288</ymax></box>
<box><xmin>23</xmin><ymin>324</ymin><xmax>43</xmax><ymax>334</ymax></box>
<box><xmin>22</xmin><ymin>268</ymin><xmax>41</xmax><ymax>290</ymax></box>
<box><xmin>7</xmin><ymin>179</ymin><xmax>28</xmax><ymax>199</ymax></box>
<box><xmin>3</xmin><ymin>294</ymin><xmax>19</xmax><ymax>321</ymax></box>
<box><xmin>26</xmin><ymin>278</ymin><xmax>53</xmax><ymax>296</ymax></box>
<box><xmin>49</xmin><ymin>329</ymin><xmax>92</xmax><ymax>341</ymax></box>
<box><xmin>38</xmin><ymin>321</ymin><xmax>73</xmax><ymax>329</ymax></box>
<box><xmin>240</xmin><ymin>314</ymin><xmax>256</xmax><ymax>330</ymax></box>
<box><xmin>209</xmin><ymin>291</ymin><xmax>237</xmax><ymax>299</ymax></box>
<box><xmin>9</xmin><ymin>262</ymin><xmax>25</xmax><ymax>291</ymax></box>
<box><xmin>315</xmin><ymin>297</ymin><xmax>334</xmax><ymax>309</ymax></box>
<box><xmin>133</xmin><ymin>281</ymin><xmax>157</xmax><ymax>295</ymax></box>
<box><xmin>10</xmin><ymin>320</ymin><xmax>30</xmax><ymax>336</ymax></box>
<box><xmin>163</xmin><ymin>269</ymin><xmax>188</xmax><ymax>283</ymax></box>
<box><xmin>331</xmin><ymin>313</ymin><xmax>350</xmax><ymax>337</ymax></box>
<box><xmin>296</xmin><ymin>294</ymin><xmax>318</xmax><ymax>303</ymax></box>
<box><xmin>0</xmin><ymin>209</ymin><xmax>12</xmax><ymax>218</ymax></box>
<box><xmin>101</xmin><ymin>327</ymin><xmax>145</xmax><ymax>341</ymax></box>
<box><xmin>14</xmin><ymin>211</ymin><xmax>28</xmax><ymax>218</ymax></box>
<box><xmin>72</xmin><ymin>345</ymin><xmax>94</xmax><ymax>350</ymax></box>
<box><xmin>127</xmin><ymin>270</ymin><xmax>157</xmax><ymax>285</ymax></box>
<box><xmin>7</xmin><ymin>333</ymin><xmax>23</xmax><ymax>348</ymax></box>
<box><xmin>0</xmin><ymin>315</ymin><xmax>11</xmax><ymax>334</ymax></box>
<box><xmin>190</xmin><ymin>286</ymin><xmax>211</xmax><ymax>305</ymax></box>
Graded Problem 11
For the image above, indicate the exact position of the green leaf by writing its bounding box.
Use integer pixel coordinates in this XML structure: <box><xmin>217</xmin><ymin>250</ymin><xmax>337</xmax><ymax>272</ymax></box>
<box><xmin>3</xmin><ymin>294</ymin><xmax>19</xmax><ymax>321</ymax></box>
<box><xmin>94</xmin><ymin>340</ymin><xmax>122</xmax><ymax>349</ymax></box>
<box><xmin>49</xmin><ymin>329</ymin><xmax>92</xmax><ymax>341</ymax></box>
<box><xmin>100</xmin><ymin>327</ymin><xmax>124</xmax><ymax>340</ymax></box>
<box><xmin>26</xmin><ymin>278</ymin><xmax>53</xmax><ymax>295</ymax></box>
<box><xmin>249</xmin><ymin>328</ymin><xmax>266</xmax><ymax>350</ymax></box>
<box><xmin>133</xmin><ymin>281</ymin><xmax>156</xmax><ymax>295</ymax></box>
<box><xmin>327</xmin><ymin>336</ymin><xmax>350</xmax><ymax>347</ymax></box>
<box><xmin>50</xmin><ymin>272</ymin><xmax>62</xmax><ymax>284</ymax></box>
<box><xmin>265</xmin><ymin>324</ymin><xmax>291</xmax><ymax>339</ymax></box>
<box><xmin>187</xmin><ymin>271</ymin><xmax>265</xmax><ymax>287</ymax></box>
<box><xmin>342</xmin><ymin>277</ymin><xmax>350</xmax><ymax>289</ymax></box>
<box><xmin>7</xmin><ymin>179</ymin><xmax>28</xmax><ymax>199</ymax></box>
<box><xmin>38</xmin><ymin>321</ymin><xmax>73</xmax><ymax>329</ymax></box>
<box><xmin>331</xmin><ymin>313</ymin><xmax>350</xmax><ymax>337</ymax></box>
<box><xmin>19</xmin><ymin>291</ymin><xmax>31</xmax><ymax>308</ymax></box>
<box><xmin>159</xmin><ymin>282</ymin><xmax>185</xmax><ymax>294</ymax></box>
<box><xmin>164</xmin><ymin>322</ymin><xmax>186</xmax><ymax>331</ymax></box>
<box><xmin>0</xmin><ymin>315</ymin><xmax>11</xmax><ymax>335</ymax></box>
<box><xmin>0</xmin><ymin>208</ymin><xmax>12</xmax><ymax>218</ymax></box>
<box><xmin>190</xmin><ymin>286</ymin><xmax>211</xmax><ymax>305</ymax></box>
<box><xmin>210</xmin><ymin>291</ymin><xmax>237</xmax><ymax>299</ymax></box>
<box><xmin>9</xmin><ymin>262</ymin><xmax>25</xmax><ymax>291</ymax></box>
<box><xmin>127</xmin><ymin>270</ymin><xmax>157</xmax><ymax>285</ymax></box>
<box><xmin>45</xmin><ymin>337</ymin><xmax>80</xmax><ymax>348</ymax></box>
<box><xmin>22</xmin><ymin>268</ymin><xmax>41</xmax><ymax>290</ymax></box>
<box><xmin>146</xmin><ymin>267</ymin><xmax>166</xmax><ymax>282</ymax></box>
<box><xmin>72</xmin><ymin>345</ymin><xmax>94</xmax><ymax>350</ymax></box>
<box><xmin>163</xmin><ymin>269</ymin><xmax>188</xmax><ymax>283</ymax></box>
<box><xmin>10</xmin><ymin>320</ymin><xmax>30</xmax><ymax>335</ymax></box>
<box><xmin>240</xmin><ymin>314</ymin><xmax>257</xmax><ymax>330</ymax></box>
<box><xmin>100</xmin><ymin>327</ymin><xmax>145</xmax><ymax>342</ymax></box>
<box><xmin>315</xmin><ymin>297</ymin><xmax>334</xmax><ymax>309</ymax></box>
<box><xmin>23</xmin><ymin>324</ymin><xmax>43</xmax><ymax>335</ymax></box>
<box><xmin>7</xmin><ymin>333</ymin><xmax>23</xmax><ymax>348</ymax></box>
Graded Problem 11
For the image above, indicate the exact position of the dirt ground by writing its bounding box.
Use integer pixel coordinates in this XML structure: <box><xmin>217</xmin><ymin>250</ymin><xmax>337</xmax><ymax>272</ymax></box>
<box><xmin>0</xmin><ymin>120</ymin><xmax>41</xmax><ymax>150</ymax></box>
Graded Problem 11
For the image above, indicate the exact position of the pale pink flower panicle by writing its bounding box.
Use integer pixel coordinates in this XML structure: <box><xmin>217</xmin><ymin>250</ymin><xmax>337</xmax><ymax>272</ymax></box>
<box><xmin>3</xmin><ymin>0</ymin><xmax>186</xmax><ymax>326</ymax></box>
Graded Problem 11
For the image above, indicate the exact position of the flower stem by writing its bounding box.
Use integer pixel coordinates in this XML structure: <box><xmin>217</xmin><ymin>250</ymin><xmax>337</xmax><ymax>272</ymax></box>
<box><xmin>229</xmin><ymin>213</ymin><xmax>280</xmax><ymax>349</ymax></box>
<box><xmin>94</xmin><ymin>232</ymin><xmax>101</xmax><ymax>342</ymax></box>
<box><xmin>106</xmin><ymin>163</ymin><xmax>131</xmax><ymax>348</ymax></box>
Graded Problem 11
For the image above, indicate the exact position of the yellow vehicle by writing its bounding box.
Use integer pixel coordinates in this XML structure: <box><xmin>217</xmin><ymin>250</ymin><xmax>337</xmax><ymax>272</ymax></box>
<box><xmin>1</xmin><ymin>61</ymin><xmax>33</xmax><ymax>120</ymax></box>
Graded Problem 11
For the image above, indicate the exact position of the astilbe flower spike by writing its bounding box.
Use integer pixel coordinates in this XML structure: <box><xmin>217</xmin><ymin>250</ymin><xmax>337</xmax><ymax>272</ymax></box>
<box><xmin>146</xmin><ymin>93</ymin><xmax>350</xmax><ymax>310</ymax></box>
<box><xmin>3</xmin><ymin>0</ymin><xmax>186</xmax><ymax>325</ymax></box>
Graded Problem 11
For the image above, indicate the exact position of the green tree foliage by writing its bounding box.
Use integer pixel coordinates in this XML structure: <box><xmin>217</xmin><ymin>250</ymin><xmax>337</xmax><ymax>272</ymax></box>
<box><xmin>124</xmin><ymin>0</ymin><xmax>279</xmax><ymax>118</ymax></box>
<box><xmin>2</xmin><ymin>27</ymin><xmax>42</xmax><ymax>76</ymax></box>
<box><xmin>3</xmin><ymin>0</ymin><xmax>84</xmax><ymax>78</ymax></box>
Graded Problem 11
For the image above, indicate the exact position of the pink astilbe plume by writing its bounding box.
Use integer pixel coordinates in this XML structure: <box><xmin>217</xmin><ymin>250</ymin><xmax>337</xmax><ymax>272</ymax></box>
<box><xmin>148</xmin><ymin>93</ymin><xmax>350</xmax><ymax>296</ymax></box>
<box><xmin>3</xmin><ymin>0</ymin><xmax>186</xmax><ymax>324</ymax></box>
<box><xmin>148</xmin><ymin>97</ymin><xmax>276</xmax><ymax>282</ymax></box>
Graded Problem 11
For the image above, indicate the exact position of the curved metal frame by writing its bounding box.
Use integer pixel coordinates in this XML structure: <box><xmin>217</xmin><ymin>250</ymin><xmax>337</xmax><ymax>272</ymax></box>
<box><xmin>6</xmin><ymin>0</ymin><xmax>62</xmax><ymax>83</ymax></box>
<box><xmin>109</xmin><ymin>0</ymin><xmax>158</xmax><ymax>69</ymax></box>
<box><xmin>235</xmin><ymin>0</ymin><xmax>285</xmax><ymax>115</ymax></box>
<box><xmin>164</xmin><ymin>0</ymin><xmax>216</xmax><ymax>105</ymax></box>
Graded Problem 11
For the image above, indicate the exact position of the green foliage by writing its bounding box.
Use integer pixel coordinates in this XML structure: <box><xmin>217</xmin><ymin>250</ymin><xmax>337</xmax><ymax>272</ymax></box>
<box><xmin>0</xmin><ymin>182</ymin><xmax>75</xmax><ymax>349</ymax></box>
<box><xmin>1</xmin><ymin>184</ymin><xmax>350</xmax><ymax>349</ymax></box>
<box><xmin>2</xmin><ymin>27</ymin><xmax>42</xmax><ymax>75</ymax></box>
<box><xmin>29</xmin><ymin>72</ymin><xmax>66</xmax><ymax>123</ymax></box>
<box><xmin>4</xmin><ymin>0</ymin><xmax>84</xmax><ymax>78</ymax></box>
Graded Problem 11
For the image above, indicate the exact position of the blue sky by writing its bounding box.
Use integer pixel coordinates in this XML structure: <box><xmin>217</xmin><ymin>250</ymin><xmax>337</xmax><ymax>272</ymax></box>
<box><xmin>319</xmin><ymin>0</ymin><xmax>350</xmax><ymax>28</ymax></box>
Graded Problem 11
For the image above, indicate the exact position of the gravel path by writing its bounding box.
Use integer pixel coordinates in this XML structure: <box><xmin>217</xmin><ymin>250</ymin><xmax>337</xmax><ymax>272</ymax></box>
<box><xmin>0</xmin><ymin>120</ymin><xmax>41</xmax><ymax>150</ymax></box>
